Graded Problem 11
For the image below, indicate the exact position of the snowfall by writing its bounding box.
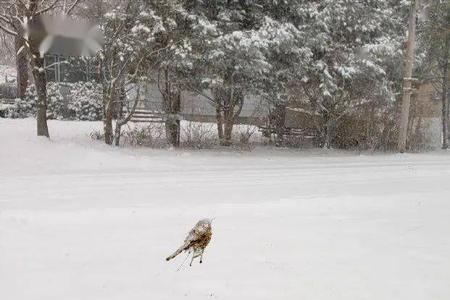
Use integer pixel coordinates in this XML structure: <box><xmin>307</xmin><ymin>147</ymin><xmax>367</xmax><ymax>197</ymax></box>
<box><xmin>1</xmin><ymin>118</ymin><xmax>450</xmax><ymax>300</ymax></box>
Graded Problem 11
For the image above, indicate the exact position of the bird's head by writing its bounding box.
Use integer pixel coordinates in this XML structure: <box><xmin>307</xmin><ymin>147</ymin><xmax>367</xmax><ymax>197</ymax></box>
<box><xmin>201</xmin><ymin>218</ymin><xmax>215</xmax><ymax>225</ymax></box>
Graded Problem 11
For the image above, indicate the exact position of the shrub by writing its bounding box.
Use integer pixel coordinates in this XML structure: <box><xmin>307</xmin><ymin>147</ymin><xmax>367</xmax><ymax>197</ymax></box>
<box><xmin>122</xmin><ymin>124</ymin><xmax>166</xmax><ymax>147</ymax></box>
<box><xmin>46</xmin><ymin>83</ymin><xmax>65</xmax><ymax>119</ymax></box>
<box><xmin>68</xmin><ymin>82</ymin><xmax>103</xmax><ymax>121</ymax></box>
<box><xmin>6</xmin><ymin>81</ymin><xmax>103</xmax><ymax>121</ymax></box>
<box><xmin>181</xmin><ymin>121</ymin><xmax>216</xmax><ymax>149</ymax></box>
<box><xmin>6</xmin><ymin>83</ymin><xmax>64</xmax><ymax>119</ymax></box>
<box><xmin>6</xmin><ymin>97</ymin><xmax>35</xmax><ymax>118</ymax></box>
<box><xmin>89</xmin><ymin>129</ymin><xmax>104</xmax><ymax>141</ymax></box>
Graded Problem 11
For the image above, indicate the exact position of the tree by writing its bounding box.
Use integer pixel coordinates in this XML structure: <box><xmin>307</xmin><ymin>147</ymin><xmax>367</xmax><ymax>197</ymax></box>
<box><xmin>100</xmin><ymin>0</ymin><xmax>179</xmax><ymax>145</ymax></box>
<box><xmin>261</xmin><ymin>0</ymin><xmax>409</xmax><ymax>149</ymax></box>
<box><xmin>421</xmin><ymin>0</ymin><xmax>450</xmax><ymax>149</ymax></box>
<box><xmin>0</xmin><ymin>31</ymin><xmax>14</xmax><ymax>66</ymax></box>
<box><xmin>0</xmin><ymin>0</ymin><xmax>83</xmax><ymax>137</ymax></box>
<box><xmin>180</xmin><ymin>1</ymin><xmax>275</xmax><ymax>146</ymax></box>
<box><xmin>14</xmin><ymin>19</ymin><xmax>28</xmax><ymax>99</ymax></box>
<box><xmin>398</xmin><ymin>0</ymin><xmax>420</xmax><ymax>153</ymax></box>
<box><xmin>146</xmin><ymin>0</ymin><xmax>189</xmax><ymax>147</ymax></box>
<box><xmin>0</xmin><ymin>28</ymin><xmax>27</xmax><ymax>99</ymax></box>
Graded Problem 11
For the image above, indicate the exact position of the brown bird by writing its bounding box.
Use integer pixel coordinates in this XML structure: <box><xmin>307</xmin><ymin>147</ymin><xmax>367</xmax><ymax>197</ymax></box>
<box><xmin>166</xmin><ymin>218</ymin><xmax>213</xmax><ymax>266</ymax></box>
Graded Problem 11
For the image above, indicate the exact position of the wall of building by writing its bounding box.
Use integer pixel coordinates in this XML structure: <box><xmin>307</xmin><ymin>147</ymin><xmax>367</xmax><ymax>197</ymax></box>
<box><xmin>412</xmin><ymin>81</ymin><xmax>444</xmax><ymax>149</ymax></box>
<box><xmin>137</xmin><ymin>82</ymin><xmax>268</xmax><ymax>125</ymax></box>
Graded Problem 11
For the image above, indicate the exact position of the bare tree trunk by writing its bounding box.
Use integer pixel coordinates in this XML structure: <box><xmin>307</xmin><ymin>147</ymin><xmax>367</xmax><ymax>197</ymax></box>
<box><xmin>15</xmin><ymin>35</ymin><xmax>28</xmax><ymax>99</ymax></box>
<box><xmin>104</xmin><ymin>113</ymin><xmax>114</xmax><ymax>145</ymax></box>
<box><xmin>31</xmin><ymin>55</ymin><xmax>49</xmax><ymax>137</ymax></box>
<box><xmin>324</xmin><ymin>120</ymin><xmax>338</xmax><ymax>149</ymax></box>
<box><xmin>216</xmin><ymin>106</ymin><xmax>224</xmax><ymax>142</ymax></box>
<box><xmin>159</xmin><ymin>69</ymin><xmax>181</xmax><ymax>147</ymax></box>
<box><xmin>366</xmin><ymin>102</ymin><xmax>376</xmax><ymax>150</ymax></box>
<box><xmin>165</xmin><ymin>121</ymin><xmax>179</xmax><ymax>147</ymax></box>
<box><xmin>113</xmin><ymin>104</ymin><xmax>124</xmax><ymax>146</ymax></box>
<box><xmin>26</xmin><ymin>7</ymin><xmax>50</xmax><ymax>138</ymax></box>
<box><xmin>28</xmin><ymin>1</ymin><xmax>50</xmax><ymax>137</ymax></box>
<box><xmin>113</xmin><ymin>81</ymin><xmax>126</xmax><ymax>146</ymax></box>
<box><xmin>114</xmin><ymin>122</ymin><xmax>122</xmax><ymax>146</ymax></box>
<box><xmin>165</xmin><ymin>93</ymin><xmax>181</xmax><ymax>147</ymax></box>
<box><xmin>103</xmin><ymin>94</ymin><xmax>114</xmax><ymax>145</ymax></box>
<box><xmin>213</xmin><ymin>77</ymin><xmax>243</xmax><ymax>146</ymax></box>
<box><xmin>223</xmin><ymin>119</ymin><xmax>233</xmax><ymax>146</ymax></box>
<box><xmin>113</xmin><ymin>84</ymin><xmax>141</xmax><ymax>146</ymax></box>
<box><xmin>171</xmin><ymin>91</ymin><xmax>181</xmax><ymax>147</ymax></box>
<box><xmin>398</xmin><ymin>0</ymin><xmax>420</xmax><ymax>153</ymax></box>
<box><xmin>11</xmin><ymin>9</ymin><xmax>28</xmax><ymax>99</ymax></box>
<box><xmin>322</xmin><ymin>112</ymin><xmax>333</xmax><ymax>149</ymax></box>
<box><xmin>222</xmin><ymin>105</ymin><xmax>234</xmax><ymax>146</ymax></box>
<box><xmin>442</xmin><ymin>33</ymin><xmax>450</xmax><ymax>150</ymax></box>
<box><xmin>324</xmin><ymin>125</ymin><xmax>332</xmax><ymax>149</ymax></box>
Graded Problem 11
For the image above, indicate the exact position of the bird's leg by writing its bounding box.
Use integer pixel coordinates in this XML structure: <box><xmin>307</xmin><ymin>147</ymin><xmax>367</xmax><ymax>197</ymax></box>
<box><xmin>199</xmin><ymin>249</ymin><xmax>204</xmax><ymax>264</ymax></box>
<box><xmin>190</xmin><ymin>249</ymin><xmax>203</xmax><ymax>266</ymax></box>
<box><xmin>189</xmin><ymin>252</ymin><xmax>195</xmax><ymax>267</ymax></box>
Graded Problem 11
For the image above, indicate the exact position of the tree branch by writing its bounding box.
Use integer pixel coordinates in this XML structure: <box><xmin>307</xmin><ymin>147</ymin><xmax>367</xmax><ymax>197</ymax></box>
<box><xmin>0</xmin><ymin>22</ymin><xmax>17</xmax><ymax>36</ymax></box>
<box><xmin>65</xmin><ymin>0</ymin><xmax>83</xmax><ymax>15</ymax></box>
<box><xmin>36</xmin><ymin>0</ymin><xmax>60</xmax><ymax>15</ymax></box>
<box><xmin>117</xmin><ymin>85</ymin><xmax>140</xmax><ymax>126</ymax></box>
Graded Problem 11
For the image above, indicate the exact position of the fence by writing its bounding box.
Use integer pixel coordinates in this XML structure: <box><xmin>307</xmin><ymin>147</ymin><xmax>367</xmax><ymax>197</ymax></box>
<box><xmin>0</xmin><ymin>82</ymin><xmax>16</xmax><ymax>99</ymax></box>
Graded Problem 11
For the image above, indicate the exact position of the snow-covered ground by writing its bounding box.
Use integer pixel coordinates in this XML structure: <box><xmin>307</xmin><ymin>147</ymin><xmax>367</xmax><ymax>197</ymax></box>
<box><xmin>1</xmin><ymin>118</ymin><xmax>450</xmax><ymax>300</ymax></box>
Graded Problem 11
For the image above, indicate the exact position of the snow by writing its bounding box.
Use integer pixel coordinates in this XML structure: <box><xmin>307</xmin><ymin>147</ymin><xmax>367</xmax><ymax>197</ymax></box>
<box><xmin>0</xmin><ymin>103</ymin><xmax>14</xmax><ymax>111</ymax></box>
<box><xmin>1</xmin><ymin>118</ymin><xmax>450</xmax><ymax>300</ymax></box>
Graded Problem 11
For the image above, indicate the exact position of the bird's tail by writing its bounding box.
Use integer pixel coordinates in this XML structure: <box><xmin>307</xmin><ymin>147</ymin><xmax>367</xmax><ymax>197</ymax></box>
<box><xmin>166</xmin><ymin>244</ymin><xmax>188</xmax><ymax>261</ymax></box>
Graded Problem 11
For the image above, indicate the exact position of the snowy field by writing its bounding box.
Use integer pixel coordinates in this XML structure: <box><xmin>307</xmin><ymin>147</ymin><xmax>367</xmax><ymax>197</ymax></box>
<box><xmin>1</xmin><ymin>118</ymin><xmax>450</xmax><ymax>300</ymax></box>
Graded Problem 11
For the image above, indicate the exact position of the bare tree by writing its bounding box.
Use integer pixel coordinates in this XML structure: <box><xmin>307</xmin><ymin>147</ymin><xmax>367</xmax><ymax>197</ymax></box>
<box><xmin>100</xmin><ymin>0</ymin><xmax>172</xmax><ymax>145</ymax></box>
<box><xmin>212</xmin><ymin>77</ymin><xmax>244</xmax><ymax>146</ymax></box>
<box><xmin>15</xmin><ymin>30</ymin><xmax>28</xmax><ymax>99</ymax></box>
<box><xmin>113</xmin><ymin>83</ymin><xmax>140</xmax><ymax>146</ymax></box>
<box><xmin>158</xmin><ymin>68</ymin><xmax>181</xmax><ymax>147</ymax></box>
<box><xmin>0</xmin><ymin>32</ymin><xmax>21</xmax><ymax>95</ymax></box>
<box><xmin>0</xmin><ymin>0</ymin><xmax>83</xmax><ymax>137</ymax></box>
<box><xmin>100</xmin><ymin>1</ymin><xmax>145</xmax><ymax>145</ymax></box>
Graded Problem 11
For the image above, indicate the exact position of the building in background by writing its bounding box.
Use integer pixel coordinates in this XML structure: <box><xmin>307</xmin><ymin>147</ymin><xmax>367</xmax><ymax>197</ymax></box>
<box><xmin>43</xmin><ymin>57</ymin><xmax>268</xmax><ymax>126</ymax></box>
<box><xmin>410</xmin><ymin>79</ymin><xmax>447</xmax><ymax>149</ymax></box>
<box><xmin>44</xmin><ymin>55</ymin><xmax>99</xmax><ymax>83</ymax></box>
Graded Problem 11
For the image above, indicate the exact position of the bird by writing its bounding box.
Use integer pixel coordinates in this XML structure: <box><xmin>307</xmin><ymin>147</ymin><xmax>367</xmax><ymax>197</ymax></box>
<box><xmin>166</xmin><ymin>218</ymin><xmax>213</xmax><ymax>266</ymax></box>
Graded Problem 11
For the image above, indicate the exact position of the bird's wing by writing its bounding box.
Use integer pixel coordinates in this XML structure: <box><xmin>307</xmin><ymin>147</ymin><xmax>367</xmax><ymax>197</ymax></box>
<box><xmin>184</xmin><ymin>224</ymin><xmax>209</xmax><ymax>244</ymax></box>
<box><xmin>183</xmin><ymin>228</ymin><xmax>199</xmax><ymax>244</ymax></box>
